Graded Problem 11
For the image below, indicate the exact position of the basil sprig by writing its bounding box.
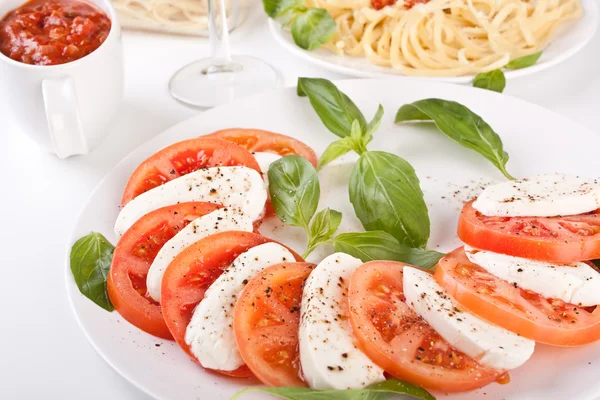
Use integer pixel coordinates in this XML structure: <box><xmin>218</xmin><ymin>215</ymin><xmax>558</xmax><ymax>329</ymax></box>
<box><xmin>298</xmin><ymin>77</ymin><xmax>432</xmax><ymax>249</ymax></box>
<box><xmin>506</xmin><ymin>51</ymin><xmax>543</xmax><ymax>69</ymax></box>
<box><xmin>70</xmin><ymin>232</ymin><xmax>115</xmax><ymax>312</ymax></box>
<box><xmin>473</xmin><ymin>69</ymin><xmax>506</xmax><ymax>93</ymax></box>
<box><xmin>264</xmin><ymin>0</ymin><xmax>335</xmax><ymax>51</ymax></box>
<box><xmin>268</xmin><ymin>155</ymin><xmax>342</xmax><ymax>258</ymax></box>
<box><xmin>332</xmin><ymin>231</ymin><xmax>443</xmax><ymax>269</ymax></box>
<box><xmin>472</xmin><ymin>51</ymin><xmax>542</xmax><ymax>92</ymax></box>
<box><xmin>395</xmin><ymin>99</ymin><xmax>515</xmax><ymax>180</ymax></box>
<box><xmin>231</xmin><ymin>378</ymin><xmax>435</xmax><ymax>400</ymax></box>
<box><xmin>349</xmin><ymin>151</ymin><xmax>430</xmax><ymax>248</ymax></box>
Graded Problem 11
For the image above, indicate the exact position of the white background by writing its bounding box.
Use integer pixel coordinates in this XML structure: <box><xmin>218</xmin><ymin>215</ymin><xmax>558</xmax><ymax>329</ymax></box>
<box><xmin>1</xmin><ymin>4</ymin><xmax>599</xmax><ymax>400</ymax></box>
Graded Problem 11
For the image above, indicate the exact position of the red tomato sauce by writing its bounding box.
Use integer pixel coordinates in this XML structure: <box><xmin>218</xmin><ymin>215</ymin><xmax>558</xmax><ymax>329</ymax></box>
<box><xmin>0</xmin><ymin>0</ymin><xmax>111</xmax><ymax>65</ymax></box>
<box><xmin>371</xmin><ymin>0</ymin><xmax>430</xmax><ymax>10</ymax></box>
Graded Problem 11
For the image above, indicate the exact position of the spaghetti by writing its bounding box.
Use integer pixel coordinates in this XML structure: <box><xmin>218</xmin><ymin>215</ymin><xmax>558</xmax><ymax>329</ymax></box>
<box><xmin>111</xmin><ymin>0</ymin><xmax>239</xmax><ymax>36</ymax></box>
<box><xmin>305</xmin><ymin>0</ymin><xmax>583</xmax><ymax>76</ymax></box>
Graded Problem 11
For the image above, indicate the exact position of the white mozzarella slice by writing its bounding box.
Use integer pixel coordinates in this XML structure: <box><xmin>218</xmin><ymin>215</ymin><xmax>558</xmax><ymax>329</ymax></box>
<box><xmin>299</xmin><ymin>253</ymin><xmax>385</xmax><ymax>390</ymax></box>
<box><xmin>464</xmin><ymin>246</ymin><xmax>600</xmax><ymax>306</ymax></box>
<box><xmin>114</xmin><ymin>166</ymin><xmax>266</xmax><ymax>237</ymax></box>
<box><xmin>146</xmin><ymin>208</ymin><xmax>254</xmax><ymax>303</ymax></box>
<box><xmin>253</xmin><ymin>152</ymin><xmax>282</xmax><ymax>188</ymax></box>
<box><xmin>403</xmin><ymin>267</ymin><xmax>535</xmax><ymax>370</ymax></box>
<box><xmin>252</xmin><ymin>152</ymin><xmax>282</xmax><ymax>173</ymax></box>
<box><xmin>185</xmin><ymin>243</ymin><xmax>294</xmax><ymax>371</ymax></box>
<box><xmin>472</xmin><ymin>173</ymin><xmax>600</xmax><ymax>217</ymax></box>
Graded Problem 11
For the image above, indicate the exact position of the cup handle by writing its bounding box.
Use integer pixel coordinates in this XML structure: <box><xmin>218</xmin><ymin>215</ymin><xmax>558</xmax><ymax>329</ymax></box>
<box><xmin>42</xmin><ymin>77</ymin><xmax>88</xmax><ymax>159</ymax></box>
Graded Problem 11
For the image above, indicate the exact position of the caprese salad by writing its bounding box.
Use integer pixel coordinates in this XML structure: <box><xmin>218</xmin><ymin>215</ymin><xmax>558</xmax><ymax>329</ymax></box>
<box><xmin>69</xmin><ymin>79</ymin><xmax>600</xmax><ymax>400</ymax></box>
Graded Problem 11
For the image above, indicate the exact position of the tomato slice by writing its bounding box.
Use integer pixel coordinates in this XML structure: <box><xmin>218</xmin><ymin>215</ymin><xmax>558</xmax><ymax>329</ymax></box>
<box><xmin>348</xmin><ymin>261</ymin><xmax>500</xmax><ymax>392</ymax></box>
<box><xmin>121</xmin><ymin>138</ymin><xmax>261</xmax><ymax>206</ymax></box>
<box><xmin>233</xmin><ymin>262</ymin><xmax>314</xmax><ymax>387</ymax></box>
<box><xmin>203</xmin><ymin>129</ymin><xmax>318</xmax><ymax>168</ymax></box>
<box><xmin>161</xmin><ymin>231</ymin><xmax>304</xmax><ymax>378</ymax></box>
<box><xmin>458</xmin><ymin>200</ymin><xmax>600</xmax><ymax>263</ymax></box>
<box><xmin>435</xmin><ymin>247</ymin><xmax>600</xmax><ymax>346</ymax></box>
<box><xmin>107</xmin><ymin>202</ymin><xmax>221</xmax><ymax>339</ymax></box>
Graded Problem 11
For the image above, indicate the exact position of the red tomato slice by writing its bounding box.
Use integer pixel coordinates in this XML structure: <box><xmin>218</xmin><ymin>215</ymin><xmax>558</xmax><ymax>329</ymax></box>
<box><xmin>233</xmin><ymin>262</ymin><xmax>314</xmax><ymax>387</ymax></box>
<box><xmin>121</xmin><ymin>138</ymin><xmax>261</xmax><ymax>206</ymax></box>
<box><xmin>107</xmin><ymin>202</ymin><xmax>221</xmax><ymax>339</ymax></box>
<box><xmin>161</xmin><ymin>231</ymin><xmax>304</xmax><ymax>378</ymax></box>
<box><xmin>203</xmin><ymin>128</ymin><xmax>318</xmax><ymax>168</ymax></box>
<box><xmin>435</xmin><ymin>247</ymin><xmax>600</xmax><ymax>346</ymax></box>
<box><xmin>458</xmin><ymin>200</ymin><xmax>600</xmax><ymax>263</ymax></box>
<box><xmin>348</xmin><ymin>261</ymin><xmax>500</xmax><ymax>392</ymax></box>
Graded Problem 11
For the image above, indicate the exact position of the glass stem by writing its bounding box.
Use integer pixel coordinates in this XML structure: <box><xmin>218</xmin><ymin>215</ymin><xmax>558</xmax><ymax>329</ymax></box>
<box><xmin>208</xmin><ymin>0</ymin><xmax>232</xmax><ymax>66</ymax></box>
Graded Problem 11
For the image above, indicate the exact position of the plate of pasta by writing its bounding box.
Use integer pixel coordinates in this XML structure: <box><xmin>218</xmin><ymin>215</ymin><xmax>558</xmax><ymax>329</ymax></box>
<box><xmin>268</xmin><ymin>0</ymin><xmax>598</xmax><ymax>81</ymax></box>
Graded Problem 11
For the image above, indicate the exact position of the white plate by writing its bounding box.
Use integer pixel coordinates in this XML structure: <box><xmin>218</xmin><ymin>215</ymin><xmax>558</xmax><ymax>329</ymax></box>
<box><xmin>67</xmin><ymin>79</ymin><xmax>600</xmax><ymax>400</ymax></box>
<box><xmin>268</xmin><ymin>0</ymin><xmax>599</xmax><ymax>83</ymax></box>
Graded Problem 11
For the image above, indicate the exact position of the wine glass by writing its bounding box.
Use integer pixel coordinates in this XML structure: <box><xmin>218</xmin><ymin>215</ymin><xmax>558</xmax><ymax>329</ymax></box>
<box><xmin>169</xmin><ymin>0</ymin><xmax>280</xmax><ymax>108</ymax></box>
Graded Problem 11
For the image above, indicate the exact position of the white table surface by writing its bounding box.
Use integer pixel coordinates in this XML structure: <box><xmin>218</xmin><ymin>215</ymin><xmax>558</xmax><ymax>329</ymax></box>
<box><xmin>1</xmin><ymin>4</ymin><xmax>599</xmax><ymax>399</ymax></box>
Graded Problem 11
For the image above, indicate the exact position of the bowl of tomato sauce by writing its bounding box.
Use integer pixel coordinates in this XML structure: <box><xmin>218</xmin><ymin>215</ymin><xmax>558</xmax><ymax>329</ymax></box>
<box><xmin>0</xmin><ymin>0</ymin><xmax>123</xmax><ymax>158</ymax></box>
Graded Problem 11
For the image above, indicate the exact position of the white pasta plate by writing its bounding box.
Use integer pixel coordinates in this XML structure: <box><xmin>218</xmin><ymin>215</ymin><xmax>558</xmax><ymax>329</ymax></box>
<box><xmin>268</xmin><ymin>0</ymin><xmax>598</xmax><ymax>83</ymax></box>
<box><xmin>67</xmin><ymin>78</ymin><xmax>600</xmax><ymax>400</ymax></box>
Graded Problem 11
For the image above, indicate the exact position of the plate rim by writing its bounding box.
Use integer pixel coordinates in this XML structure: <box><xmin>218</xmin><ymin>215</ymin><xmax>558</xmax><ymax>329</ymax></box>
<box><xmin>268</xmin><ymin>0</ymin><xmax>599</xmax><ymax>82</ymax></box>
<box><xmin>65</xmin><ymin>77</ymin><xmax>600</xmax><ymax>400</ymax></box>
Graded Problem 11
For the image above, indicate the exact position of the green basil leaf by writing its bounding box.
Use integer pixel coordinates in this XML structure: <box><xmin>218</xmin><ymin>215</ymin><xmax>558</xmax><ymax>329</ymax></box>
<box><xmin>349</xmin><ymin>151</ymin><xmax>430</xmax><ymax>248</ymax></box>
<box><xmin>262</xmin><ymin>0</ymin><xmax>302</xmax><ymax>18</ymax></box>
<box><xmin>473</xmin><ymin>69</ymin><xmax>506</xmax><ymax>93</ymax></box>
<box><xmin>231</xmin><ymin>378</ymin><xmax>435</xmax><ymax>400</ymax></box>
<box><xmin>395</xmin><ymin>99</ymin><xmax>515</xmax><ymax>180</ymax></box>
<box><xmin>70</xmin><ymin>232</ymin><xmax>115</xmax><ymax>312</ymax></box>
<box><xmin>269</xmin><ymin>155</ymin><xmax>320</xmax><ymax>229</ymax></box>
<box><xmin>317</xmin><ymin>137</ymin><xmax>354</xmax><ymax>171</ymax></box>
<box><xmin>291</xmin><ymin>9</ymin><xmax>336</xmax><ymax>51</ymax></box>
<box><xmin>349</xmin><ymin>119</ymin><xmax>368</xmax><ymax>155</ymax></box>
<box><xmin>505</xmin><ymin>51</ymin><xmax>542</xmax><ymax>69</ymax></box>
<box><xmin>364</xmin><ymin>104</ymin><xmax>384</xmax><ymax>144</ymax></box>
<box><xmin>332</xmin><ymin>231</ymin><xmax>443</xmax><ymax>269</ymax></box>
<box><xmin>297</xmin><ymin>77</ymin><xmax>367</xmax><ymax>138</ymax></box>
<box><xmin>308</xmin><ymin>208</ymin><xmax>342</xmax><ymax>249</ymax></box>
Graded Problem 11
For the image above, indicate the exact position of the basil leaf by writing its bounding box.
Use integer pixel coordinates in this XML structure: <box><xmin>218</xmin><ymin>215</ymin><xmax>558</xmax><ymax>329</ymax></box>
<box><xmin>593</xmin><ymin>260</ymin><xmax>600</xmax><ymax>269</ymax></box>
<box><xmin>263</xmin><ymin>0</ymin><xmax>302</xmax><ymax>18</ymax></box>
<box><xmin>333</xmin><ymin>231</ymin><xmax>443</xmax><ymax>269</ymax></box>
<box><xmin>505</xmin><ymin>51</ymin><xmax>542</xmax><ymax>69</ymax></box>
<box><xmin>297</xmin><ymin>77</ymin><xmax>367</xmax><ymax>138</ymax></box>
<box><xmin>395</xmin><ymin>99</ymin><xmax>515</xmax><ymax>180</ymax></box>
<box><xmin>308</xmin><ymin>207</ymin><xmax>342</xmax><ymax>250</ymax></box>
<box><xmin>364</xmin><ymin>104</ymin><xmax>384</xmax><ymax>144</ymax></box>
<box><xmin>473</xmin><ymin>69</ymin><xmax>506</xmax><ymax>93</ymax></box>
<box><xmin>291</xmin><ymin>9</ymin><xmax>336</xmax><ymax>51</ymax></box>
<box><xmin>349</xmin><ymin>151</ymin><xmax>430</xmax><ymax>248</ymax></box>
<box><xmin>317</xmin><ymin>137</ymin><xmax>354</xmax><ymax>171</ymax></box>
<box><xmin>269</xmin><ymin>155</ymin><xmax>320</xmax><ymax>229</ymax></box>
<box><xmin>231</xmin><ymin>378</ymin><xmax>435</xmax><ymax>400</ymax></box>
<box><xmin>349</xmin><ymin>119</ymin><xmax>368</xmax><ymax>154</ymax></box>
<box><xmin>70</xmin><ymin>232</ymin><xmax>115</xmax><ymax>312</ymax></box>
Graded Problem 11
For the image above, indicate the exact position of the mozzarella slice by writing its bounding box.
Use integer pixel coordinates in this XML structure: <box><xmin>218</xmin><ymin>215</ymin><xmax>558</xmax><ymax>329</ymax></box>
<box><xmin>465</xmin><ymin>246</ymin><xmax>600</xmax><ymax>306</ymax></box>
<box><xmin>146</xmin><ymin>208</ymin><xmax>254</xmax><ymax>303</ymax></box>
<box><xmin>472</xmin><ymin>173</ymin><xmax>600</xmax><ymax>217</ymax></box>
<box><xmin>185</xmin><ymin>243</ymin><xmax>294</xmax><ymax>371</ymax></box>
<box><xmin>299</xmin><ymin>253</ymin><xmax>385</xmax><ymax>390</ymax></box>
<box><xmin>252</xmin><ymin>152</ymin><xmax>282</xmax><ymax>173</ymax></box>
<box><xmin>403</xmin><ymin>267</ymin><xmax>535</xmax><ymax>370</ymax></box>
<box><xmin>115</xmin><ymin>166</ymin><xmax>266</xmax><ymax>237</ymax></box>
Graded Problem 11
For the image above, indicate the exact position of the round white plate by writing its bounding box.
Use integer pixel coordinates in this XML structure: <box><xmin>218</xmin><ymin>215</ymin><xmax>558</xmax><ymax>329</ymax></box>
<box><xmin>67</xmin><ymin>79</ymin><xmax>600</xmax><ymax>400</ymax></box>
<box><xmin>269</xmin><ymin>0</ymin><xmax>598</xmax><ymax>83</ymax></box>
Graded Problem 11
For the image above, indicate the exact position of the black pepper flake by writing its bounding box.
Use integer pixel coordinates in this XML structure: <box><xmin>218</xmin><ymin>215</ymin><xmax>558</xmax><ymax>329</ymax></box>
<box><xmin>327</xmin><ymin>366</ymin><xmax>334</xmax><ymax>371</ymax></box>
<box><xmin>517</xmin><ymin>268</ymin><xmax>523</xmax><ymax>272</ymax></box>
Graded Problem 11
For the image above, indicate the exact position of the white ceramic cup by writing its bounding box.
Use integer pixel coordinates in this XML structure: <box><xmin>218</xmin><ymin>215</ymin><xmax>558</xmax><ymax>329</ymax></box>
<box><xmin>0</xmin><ymin>0</ymin><xmax>123</xmax><ymax>159</ymax></box>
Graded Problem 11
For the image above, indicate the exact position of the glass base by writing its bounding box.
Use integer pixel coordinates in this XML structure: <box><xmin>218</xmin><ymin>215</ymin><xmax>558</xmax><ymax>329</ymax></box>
<box><xmin>169</xmin><ymin>55</ymin><xmax>280</xmax><ymax>108</ymax></box>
